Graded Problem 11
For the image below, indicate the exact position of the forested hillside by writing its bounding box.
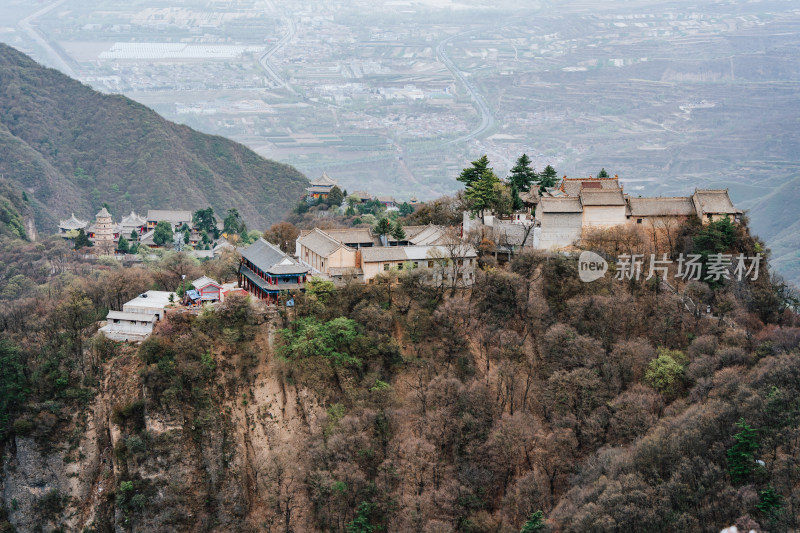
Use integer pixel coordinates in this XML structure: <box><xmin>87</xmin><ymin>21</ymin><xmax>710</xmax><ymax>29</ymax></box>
<box><xmin>0</xmin><ymin>44</ymin><xmax>308</xmax><ymax>233</ymax></box>
<box><xmin>0</xmin><ymin>177</ymin><xmax>31</xmax><ymax>240</ymax></box>
<box><xmin>0</xmin><ymin>215</ymin><xmax>798</xmax><ymax>532</ymax></box>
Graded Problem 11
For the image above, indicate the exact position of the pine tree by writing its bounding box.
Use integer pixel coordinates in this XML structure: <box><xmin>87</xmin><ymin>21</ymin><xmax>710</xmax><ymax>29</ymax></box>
<box><xmin>597</xmin><ymin>168</ymin><xmax>610</xmax><ymax>178</ymax></box>
<box><xmin>458</xmin><ymin>154</ymin><xmax>492</xmax><ymax>188</ymax></box>
<box><xmin>459</xmin><ymin>155</ymin><xmax>500</xmax><ymax>223</ymax></box>
<box><xmin>192</xmin><ymin>207</ymin><xmax>216</xmax><ymax>233</ymax></box>
<box><xmin>509</xmin><ymin>154</ymin><xmax>537</xmax><ymax>192</ymax></box>
<box><xmin>117</xmin><ymin>236</ymin><xmax>129</xmax><ymax>254</ymax></box>
<box><xmin>328</xmin><ymin>186</ymin><xmax>345</xmax><ymax>207</ymax></box>
<box><xmin>391</xmin><ymin>222</ymin><xmax>406</xmax><ymax>241</ymax></box>
<box><xmin>536</xmin><ymin>165</ymin><xmax>559</xmax><ymax>192</ymax></box>
<box><xmin>153</xmin><ymin>221</ymin><xmax>173</xmax><ymax>247</ymax></box>
<box><xmin>223</xmin><ymin>208</ymin><xmax>244</xmax><ymax>235</ymax></box>
<box><xmin>521</xmin><ymin>511</ymin><xmax>545</xmax><ymax>533</ymax></box>
<box><xmin>375</xmin><ymin>218</ymin><xmax>391</xmax><ymax>240</ymax></box>
<box><xmin>74</xmin><ymin>228</ymin><xmax>92</xmax><ymax>249</ymax></box>
<box><xmin>726</xmin><ymin>418</ymin><xmax>759</xmax><ymax>484</ymax></box>
<box><xmin>511</xmin><ymin>184</ymin><xmax>524</xmax><ymax>211</ymax></box>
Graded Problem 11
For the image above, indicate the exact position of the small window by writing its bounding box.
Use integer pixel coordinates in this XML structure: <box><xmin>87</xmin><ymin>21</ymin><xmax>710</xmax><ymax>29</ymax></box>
<box><xmin>428</xmin><ymin>260</ymin><xmax>434</xmax><ymax>268</ymax></box>
<box><xmin>413</xmin><ymin>262</ymin><xmax>419</xmax><ymax>268</ymax></box>
<box><xmin>636</xmin><ymin>218</ymin><xmax>642</xmax><ymax>224</ymax></box>
<box><xmin>707</xmin><ymin>214</ymin><xmax>713</xmax><ymax>220</ymax></box>
<box><xmin>384</xmin><ymin>263</ymin><xmax>390</xmax><ymax>271</ymax></box>
<box><xmin>398</xmin><ymin>263</ymin><xmax>403</xmax><ymax>270</ymax></box>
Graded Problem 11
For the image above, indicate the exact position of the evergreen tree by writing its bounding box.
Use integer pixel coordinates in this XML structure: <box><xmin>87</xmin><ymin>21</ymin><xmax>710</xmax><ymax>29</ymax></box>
<box><xmin>521</xmin><ymin>511</ymin><xmax>546</xmax><ymax>533</ymax></box>
<box><xmin>183</xmin><ymin>229</ymin><xmax>191</xmax><ymax>244</ymax></box>
<box><xmin>536</xmin><ymin>165</ymin><xmax>559</xmax><ymax>192</ymax></box>
<box><xmin>459</xmin><ymin>155</ymin><xmax>501</xmax><ymax>223</ymax></box>
<box><xmin>117</xmin><ymin>236</ymin><xmax>129</xmax><ymax>254</ymax></box>
<box><xmin>74</xmin><ymin>228</ymin><xmax>92</xmax><ymax>248</ymax></box>
<box><xmin>328</xmin><ymin>186</ymin><xmax>345</xmax><ymax>207</ymax></box>
<box><xmin>727</xmin><ymin>418</ymin><xmax>759</xmax><ymax>484</ymax></box>
<box><xmin>0</xmin><ymin>340</ymin><xmax>27</xmax><ymax>440</ymax></box>
<box><xmin>391</xmin><ymin>222</ymin><xmax>406</xmax><ymax>241</ymax></box>
<box><xmin>399</xmin><ymin>202</ymin><xmax>414</xmax><ymax>216</ymax></box>
<box><xmin>511</xmin><ymin>184</ymin><xmax>524</xmax><ymax>211</ymax></box>
<box><xmin>597</xmin><ymin>168</ymin><xmax>610</xmax><ymax>178</ymax></box>
<box><xmin>153</xmin><ymin>221</ymin><xmax>174</xmax><ymax>247</ymax></box>
<box><xmin>375</xmin><ymin>218</ymin><xmax>392</xmax><ymax>241</ymax></box>
<box><xmin>508</xmin><ymin>154</ymin><xmax>537</xmax><ymax>192</ymax></box>
<box><xmin>458</xmin><ymin>154</ymin><xmax>492</xmax><ymax>188</ymax></box>
<box><xmin>223</xmin><ymin>208</ymin><xmax>244</xmax><ymax>235</ymax></box>
<box><xmin>130</xmin><ymin>229</ymin><xmax>138</xmax><ymax>241</ymax></box>
<box><xmin>193</xmin><ymin>207</ymin><xmax>216</xmax><ymax>233</ymax></box>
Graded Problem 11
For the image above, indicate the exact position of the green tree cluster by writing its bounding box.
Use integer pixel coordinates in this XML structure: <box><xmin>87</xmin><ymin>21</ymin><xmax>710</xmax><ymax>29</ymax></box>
<box><xmin>458</xmin><ymin>155</ymin><xmax>504</xmax><ymax>222</ymax></box>
<box><xmin>152</xmin><ymin>221</ymin><xmax>174</xmax><ymax>247</ymax></box>
<box><xmin>0</xmin><ymin>340</ymin><xmax>27</xmax><ymax>439</ymax></box>
<box><xmin>278</xmin><ymin>317</ymin><xmax>362</xmax><ymax>368</ymax></box>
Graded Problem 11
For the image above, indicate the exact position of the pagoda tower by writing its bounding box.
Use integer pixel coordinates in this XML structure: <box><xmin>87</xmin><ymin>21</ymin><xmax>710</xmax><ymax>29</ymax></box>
<box><xmin>94</xmin><ymin>207</ymin><xmax>115</xmax><ymax>254</ymax></box>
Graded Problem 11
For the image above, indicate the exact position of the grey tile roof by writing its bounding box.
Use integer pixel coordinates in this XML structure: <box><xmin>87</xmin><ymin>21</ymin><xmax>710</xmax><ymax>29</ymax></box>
<box><xmin>539</xmin><ymin>197</ymin><xmax>584</xmax><ymax>213</ymax></box>
<box><xmin>241</xmin><ymin>238</ymin><xmax>309</xmax><ymax>275</ymax></box>
<box><xmin>560</xmin><ymin>177</ymin><xmax>621</xmax><ymax>196</ymax></box>
<box><xmin>692</xmin><ymin>189</ymin><xmax>742</xmax><ymax>214</ymax></box>
<box><xmin>297</xmin><ymin>228</ymin><xmax>347</xmax><ymax>257</ymax></box>
<box><xmin>302</xmin><ymin>227</ymin><xmax>375</xmax><ymax>245</ymax></box>
<box><xmin>627</xmin><ymin>197</ymin><xmax>697</xmax><ymax>217</ymax></box>
<box><xmin>520</xmin><ymin>189</ymin><xmax>540</xmax><ymax>205</ymax></box>
<box><xmin>59</xmin><ymin>213</ymin><xmax>88</xmax><ymax>230</ymax></box>
<box><xmin>309</xmin><ymin>171</ymin><xmax>338</xmax><ymax>187</ymax></box>
<box><xmin>361</xmin><ymin>247</ymin><xmax>409</xmax><ymax>262</ymax></box>
<box><xmin>192</xmin><ymin>276</ymin><xmax>221</xmax><ymax>289</ymax></box>
<box><xmin>580</xmin><ymin>189</ymin><xmax>627</xmax><ymax>206</ymax></box>
<box><xmin>147</xmin><ymin>210</ymin><xmax>193</xmax><ymax>223</ymax></box>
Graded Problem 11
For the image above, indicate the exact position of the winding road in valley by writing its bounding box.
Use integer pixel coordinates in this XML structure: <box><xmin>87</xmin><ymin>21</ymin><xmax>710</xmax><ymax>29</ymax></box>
<box><xmin>435</xmin><ymin>32</ymin><xmax>496</xmax><ymax>146</ymax></box>
<box><xmin>259</xmin><ymin>17</ymin><xmax>298</xmax><ymax>96</ymax></box>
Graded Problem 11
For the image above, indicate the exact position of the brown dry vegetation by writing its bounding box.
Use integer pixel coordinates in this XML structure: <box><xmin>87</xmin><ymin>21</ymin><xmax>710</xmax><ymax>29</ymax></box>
<box><xmin>0</xmin><ymin>219</ymin><xmax>799</xmax><ymax>533</ymax></box>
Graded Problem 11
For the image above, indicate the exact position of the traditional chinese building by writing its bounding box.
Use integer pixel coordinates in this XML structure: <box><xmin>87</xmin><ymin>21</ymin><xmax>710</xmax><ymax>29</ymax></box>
<box><xmin>530</xmin><ymin>175</ymin><xmax>743</xmax><ymax>250</ymax></box>
<box><xmin>93</xmin><ymin>207</ymin><xmax>116</xmax><ymax>254</ymax></box>
<box><xmin>117</xmin><ymin>210</ymin><xmax>147</xmax><ymax>238</ymax></box>
<box><xmin>305</xmin><ymin>172</ymin><xmax>338</xmax><ymax>200</ymax></box>
<box><xmin>58</xmin><ymin>213</ymin><xmax>88</xmax><ymax>237</ymax></box>
<box><xmin>295</xmin><ymin>228</ymin><xmax>360</xmax><ymax>276</ymax></box>
<box><xmin>238</xmin><ymin>238</ymin><xmax>309</xmax><ymax>304</ymax></box>
<box><xmin>146</xmin><ymin>209</ymin><xmax>193</xmax><ymax>231</ymax></box>
<box><xmin>191</xmin><ymin>276</ymin><xmax>224</xmax><ymax>302</ymax></box>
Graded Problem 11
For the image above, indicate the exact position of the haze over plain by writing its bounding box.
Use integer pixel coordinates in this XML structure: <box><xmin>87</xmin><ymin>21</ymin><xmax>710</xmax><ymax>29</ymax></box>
<box><xmin>2</xmin><ymin>0</ymin><xmax>798</xmax><ymax>284</ymax></box>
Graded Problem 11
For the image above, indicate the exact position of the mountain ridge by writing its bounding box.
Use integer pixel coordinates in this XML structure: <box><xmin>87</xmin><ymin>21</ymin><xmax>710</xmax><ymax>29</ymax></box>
<box><xmin>0</xmin><ymin>43</ymin><xmax>308</xmax><ymax>232</ymax></box>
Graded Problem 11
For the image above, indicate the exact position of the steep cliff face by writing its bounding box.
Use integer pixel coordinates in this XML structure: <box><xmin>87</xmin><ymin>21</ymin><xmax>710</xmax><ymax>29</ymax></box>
<box><xmin>1</xmin><ymin>310</ymin><xmax>323</xmax><ymax>532</ymax></box>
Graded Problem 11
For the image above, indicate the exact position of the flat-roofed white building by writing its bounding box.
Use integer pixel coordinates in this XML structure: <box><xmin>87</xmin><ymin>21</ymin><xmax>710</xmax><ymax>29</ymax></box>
<box><xmin>99</xmin><ymin>290</ymin><xmax>176</xmax><ymax>342</ymax></box>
